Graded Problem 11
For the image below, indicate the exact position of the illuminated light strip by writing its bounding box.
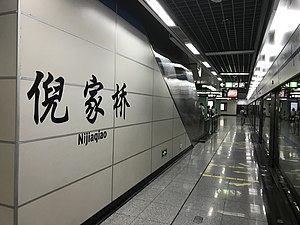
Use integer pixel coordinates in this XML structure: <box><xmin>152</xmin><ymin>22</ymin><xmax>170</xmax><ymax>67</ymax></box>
<box><xmin>208</xmin><ymin>163</ymin><xmax>256</xmax><ymax>170</ymax></box>
<box><xmin>185</xmin><ymin>43</ymin><xmax>200</xmax><ymax>55</ymax></box>
<box><xmin>144</xmin><ymin>0</ymin><xmax>176</xmax><ymax>27</ymax></box>
<box><xmin>231</xmin><ymin>183</ymin><xmax>252</xmax><ymax>187</ymax></box>
<box><xmin>202</xmin><ymin>173</ymin><xmax>259</xmax><ymax>183</ymax></box>
<box><xmin>238</xmin><ymin>163</ymin><xmax>249</xmax><ymax>167</ymax></box>
<box><xmin>220</xmin><ymin>72</ymin><xmax>249</xmax><ymax>76</ymax></box>
<box><xmin>233</xmin><ymin>171</ymin><xmax>251</xmax><ymax>175</ymax></box>
<box><xmin>218</xmin><ymin>210</ymin><xmax>246</xmax><ymax>218</ymax></box>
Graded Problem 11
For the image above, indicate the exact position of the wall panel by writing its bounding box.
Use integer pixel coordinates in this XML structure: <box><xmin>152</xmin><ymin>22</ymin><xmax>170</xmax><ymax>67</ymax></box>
<box><xmin>173</xmin><ymin>118</ymin><xmax>186</xmax><ymax>138</ymax></box>
<box><xmin>0</xmin><ymin>0</ymin><xmax>17</xmax><ymax>13</ymax></box>
<box><xmin>113</xmin><ymin>150</ymin><xmax>151</xmax><ymax>200</ymax></box>
<box><xmin>18</xmin><ymin>129</ymin><xmax>113</xmax><ymax>205</ymax></box>
<box><xmin>151</xmin><ymin>140</ymin><xmax>173</xmax><ymax>172</ymax></box>
<box><xmin>19</xmin><ymin>15</ymin><xmax>115</xmax><ymax>89</ymax></box>
<box><xmin>152</xmin><ymin>119</ymin><xmax>173</xmax><ymax>147</ymax></box>
<box><xmin>20</xmin><ymin>81</ymin><xmax>114</xmax><ymax>141</ymax></box>
<box><xmin>0</xmin><ymin>143</ymin><xmax>14</xmax><ymax>206</ymax></box>
<box><xmin>18</xmin><ymin>168</ymin><xmax>112</xmax><ymax>225</ymax></box>
<box><xmin>116</xmin><ymin>17</ymin><xmax>154</xmax><ymax>68</ymax></box>
<box><xmin>114</xmin><ymin>93</ymin><xmax>152</xmax><ymax>127</ymax></box>
<box><xmin>20</xmin><ymin>0</ymin><xmax>116</xmax><ymax>51</ymax></box>
<box><xmin>173</xmin><ymin>134</ymin><xmax>186</xmax><ymax>157</ymax></box>
<box><xmin>153</xmin><ymin>71</ymin><xmax>170</xmax><ymax>97</ymax></box>
<box><xmin>0</xmin><ymin>206</ymin><xmax>13</xmax><ymax>225</ymax></box>
<box><xmin>0</xmin><ymin>80</ymin><xmax>16</xmax><ymax>141</ymax></box>
<box><xmin>116</xmin><ymin>55</ymin><xmax>153</xmax><ymax>95</ymax></box>
<box><xmin>0</xmin><ymin>14</ymin><xmax>16</xmax><ymax>77</ymax></box>
<box><xmin>153</xmin><ymin>97</ymin><xmax>174</xmax><ymax>121</ymax></box>
<box><xmin>114</xmin><ymin>123</ymin><xmax>152</xmax><ymax>163</ymax></box>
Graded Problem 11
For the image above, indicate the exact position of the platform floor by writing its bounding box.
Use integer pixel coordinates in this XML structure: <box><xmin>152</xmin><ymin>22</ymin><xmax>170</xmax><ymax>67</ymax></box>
<box><xmin>99</xmin><ymin>116</ymin><xmax>268</xmax><ymax>225</ymax></box>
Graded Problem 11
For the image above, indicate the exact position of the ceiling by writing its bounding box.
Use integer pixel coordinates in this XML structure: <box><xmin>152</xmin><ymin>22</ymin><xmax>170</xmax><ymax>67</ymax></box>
<box><xmin>158</xmin><ymin>0</ymin><xmax>275</xmax><ymax>94</ymax></box>
<box><xmin>100</xmin><ymin>0</ymin><xmax>275</xmax><ymax>98</ymax></box>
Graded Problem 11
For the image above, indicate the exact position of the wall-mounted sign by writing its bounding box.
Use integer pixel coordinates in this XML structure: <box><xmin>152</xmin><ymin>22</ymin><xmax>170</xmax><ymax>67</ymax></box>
<box><xmin>289</xmin><ymin>81</ymin><xmax>298</xmax><ymax>88</ymax></box>
<box><xmin>161</xmin><ymin>149</ymin><xmax>168</xmax><ymax>158</ymax></box>
<box><xmin>78</xmin><ymin>130</ymin><xmax>107</xmax><ymax>146</ymax></box>
<box><xmin>227</xmin><ymin>89</ymin><xmax>237</xmax><ymax>98</ymax></box>
<box><xmin>27</xmin><ymin>71</ymin><xmax>131</xmax><ymax>125</ymax></box>
<box><xmin>225</xmin><ymin>82</ymin><xmax>233</xmax><ymax>88</ymax></box>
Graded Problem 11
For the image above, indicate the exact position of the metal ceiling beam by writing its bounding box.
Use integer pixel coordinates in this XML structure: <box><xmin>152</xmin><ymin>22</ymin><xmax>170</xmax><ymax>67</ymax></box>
<box><xmin>205</xmin><ymin>50</ymin><xmax>255</xmax><ymax>56</ymax></box>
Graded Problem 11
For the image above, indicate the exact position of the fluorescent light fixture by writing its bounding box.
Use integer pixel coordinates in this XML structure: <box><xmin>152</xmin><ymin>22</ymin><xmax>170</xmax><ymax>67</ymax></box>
<box><xmin>145</xmin><ymin>0</ymin><xmax>176</xmax><ymax>27</ymax></box>
<box><xmin>220</xmin><ymin>72</ymin><xmax>249</xmax><ymax>76</ymax></box>
<box><xmin>202</xmin><ymin>61</ymin><xmax>211</xmax><ymax>68</ymax></box>
<box><xmin>217</xmin><ymin>78</ymin><xmax>222</xmax><ymax>81</ymax></box>
<box><xmin>211</xmin><ymin>71</ymin><xmax>217</xmax><ymax>76</ymax></box>
<box><xmin>202</xmin><ymin>85</ymin><xmax>217</xmax><ymax>91</ymax></box>
<box><xmin>185</xmin><ymin>43</ymin><xmax>200</xmax><ymax>55</ymax></box>
<box><xmin>198</xmin><ymin>67</ymin><xmax>202</xmax><ymax>78</ymax></box>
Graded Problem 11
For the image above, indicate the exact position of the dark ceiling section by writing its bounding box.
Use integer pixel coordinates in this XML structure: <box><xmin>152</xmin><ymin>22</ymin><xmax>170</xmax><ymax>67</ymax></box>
<box><xmin>161</xmin><ymin>0</ymin><xmax>267</xmax><ymax>87</ymax></box>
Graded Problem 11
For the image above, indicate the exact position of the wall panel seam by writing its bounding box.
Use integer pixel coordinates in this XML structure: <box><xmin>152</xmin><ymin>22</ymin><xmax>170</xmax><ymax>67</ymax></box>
<box><xmin>20</xmin><ymin>12</ymin><xmax>114</xmax><ymax>53</ymax></box>
<box><xmin>116</xmin><ymin>53</ymin><xmax>153</xmax><ymax>70</ymax></box>
<box><xmin>152</xmin><ymin>138</ymin><xmax>174</xmax><ymax>149</ymax></box>
<box><xmin>0</xmin><ymin>11</ymin><xmax>17</xmax><ymax>16</ymax></box>
<box><xmin>0</xmin><ymin>77</ymin><xmax>17</xmax><ymax>80</ymax></box>
<box><xmin>173</xmin><ymin>132</ymin><xmax>186</xmax><ymax>139</ymax></box>
<box><xmin>18</xmin><ymin>165</ymin><xmax>113</xmax><ymax>208</ymax></box>
<box><xmin>113</xmin><ymin>147</ymin><xmax>152</xmax><ymax>166</ymax></box>
<box><xmin>19</xmin><ymin>127</ymin><xmax>114</xmax><ymax>144</ymax></box>
<box><xmin>0</xmin><ymin>203</ymin><xmax>14</xmax><ymax>209</ymax></box>
<box><xmin>14</xmin><ymin>1</ymin><xmax>21</xmax><ymax>224</ymax></box>
<box><xmin>0</xmin><ymin>140</ymin><xmax>15</xmax><ymax>144</ymax></box>
<box><xmin>20</xmin><ymin>77</ymin><xmax>115</xmax><ymax>91</ymax></box>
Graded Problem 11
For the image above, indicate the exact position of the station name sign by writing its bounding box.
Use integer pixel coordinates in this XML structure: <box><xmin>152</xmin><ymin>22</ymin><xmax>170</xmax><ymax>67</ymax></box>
<box><xmin>78</xmin><ymin>130</ymin><xmax>107</xmax><ymax>146</ymax></box>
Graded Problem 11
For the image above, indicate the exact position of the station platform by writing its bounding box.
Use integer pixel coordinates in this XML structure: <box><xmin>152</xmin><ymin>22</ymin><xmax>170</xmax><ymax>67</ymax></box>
<box><xmin>99</xmin><ymin>117</ymin><xmax>268</xmax><ymax>225</ymax></box>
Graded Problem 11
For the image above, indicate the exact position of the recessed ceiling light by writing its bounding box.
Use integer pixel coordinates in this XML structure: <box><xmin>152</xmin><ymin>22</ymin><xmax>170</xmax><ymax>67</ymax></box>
<box><xmin>185</xmin><ymin>43</ymin><xmax>200</xmax><ymax>55</ymax></box>
<box><xmin>145</xmin><ymin>0</ymin><xmax>176</xmax><ymax>27</ymax></box>
<box><xmin>202</xmin><ymin>61</ymin><xmax>211</xmax><ymax>68</ymax></box>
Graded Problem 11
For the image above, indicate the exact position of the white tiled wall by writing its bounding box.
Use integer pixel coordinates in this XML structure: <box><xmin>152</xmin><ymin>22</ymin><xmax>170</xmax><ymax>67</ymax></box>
<box><xmin>0</xmin><ymin>14</ymin><xmax>17</xmax><ymax>77</ymax></box>
<box><xmin>113</xmin><ymin>150</ymin><xmax>151</xmax><ymax>200</ymax></box>
<box><xmin>153</xmin><ymin>97</ymin><xmax>174</xmax><ymax>121</ymax></box>
<box><xmin>152</xmin><ymin>120</ymin><xmax>173</xmax><ymax>147</ymax></box>
<box><xmin>0</xmin><ymin>80</ymin><xmax>16</xmax><ymax>141</ymax></box>
<box><xmin>0</xmin><ymin>206</ymin><xmax>13</xmax><ymax>225</ymax></box>
<box><xmin>173</xmin><ymin>134</ymin><xmax>186</xmax><ymax>157</ymax></box>
<box><xmin>114</xmin><ymin>123</ymin><xmax>152</xmax><ymax>163</ymax></box>
<box><xmin>151</xmin><ymin>140</ymin><xmax>173</xmax><ymax>172</ymax></box>
<box><xmin>116</xmin><ymin>55</ymin><xmax>153</xmax><ymax>95</ymax></box>
<box><xmin>20</xmin><ymin>0</ymin><xmax>116</xmax><ymax>51</ymax></box>
<box><xmin>153</xmin><ymin>71</ymin><xmax>170</xmax><ymax>97</ymax></box>
<box><xmin>19</xmin><ymin>15</ymin><xmax>115</xmax><ymax>89</ymax></box>
<box><xmin>0</xmin><ymin>143</ymin><xmax>14</xmax><ymax>206</ymax></box>
<box><xmin>0</xmin><ymin>0</ymin><xmax>17</xmax><ymax>13</ymax></box>
<box><xmin>13</xmin><ymin>1</ymin><xmax>191</xmax><ymax>224</ymax></box>
<box><xmin>18</xmin><ymin>129</ymin><xmax>113</xmax><ymax>204</ymax></box>
<box><xmin>19</xmin><ymin>82</ymin><xmax>114</xmax><ymax>141</ymax></box>
<box><xmin>18</xmin><ymin>168</ymin><xmax>112</xmax><ymax>225</ymax></box>
<box><xmin>116</xmin><ymin>17</ymin><xmax>154</xmax><ymax>68</ymax></box>
<box><xmin>114</xmin><ymin>93</ymin><xmax>153</xmax><ymax>127</ymax></box>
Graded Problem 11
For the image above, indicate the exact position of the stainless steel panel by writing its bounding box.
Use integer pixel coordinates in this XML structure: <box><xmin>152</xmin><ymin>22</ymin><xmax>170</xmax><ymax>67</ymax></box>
<box><xmin>155</xmin><ymin>56</ymin><xmax>202</xmax><ymax>142</ymax></box>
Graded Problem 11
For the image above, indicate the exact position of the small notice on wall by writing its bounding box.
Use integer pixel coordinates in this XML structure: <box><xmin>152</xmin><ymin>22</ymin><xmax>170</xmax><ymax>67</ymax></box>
<box><xmin>161</xmin><ymin>149</ymin><xmax>168</xmax><ymax>158</ymax></box>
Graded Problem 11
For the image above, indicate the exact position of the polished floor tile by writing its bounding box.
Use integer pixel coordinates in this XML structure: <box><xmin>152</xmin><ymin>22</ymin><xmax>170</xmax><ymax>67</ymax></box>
<box><xmin>99</xmin><ymin>117</ymin><xmax>268</xmax><ymax>225</ymax></box>
<box><xmin>137</xmin><ymin>202</ymin><xmax>180</xmax><ymax>224</ymax></box>
<box><xmin>153</xmin><ymin>190</ymin><xmax>188</xmax><ymax>207</ymax></box>
<box><xmin>100</xmin><ymin>213</ymin><xmax>135</xmax><ymax>225</ymax></box>
<box><xmin>172</xmin><ymin>208</ymin><xmax>223</xmax><ymax>225</ymax></box>
<box><xmin>116</xmin><ymin>199</ymin><xmax>150</xmax><ymax>217</ymax></box>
